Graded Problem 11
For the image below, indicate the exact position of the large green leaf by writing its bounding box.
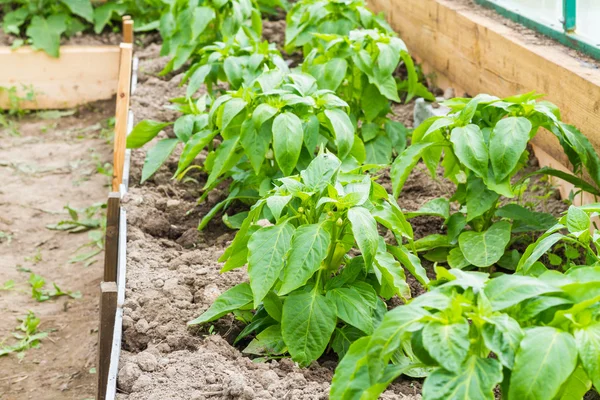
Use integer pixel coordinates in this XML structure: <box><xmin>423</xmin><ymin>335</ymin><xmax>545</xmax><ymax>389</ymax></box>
<box><xmin>450</xmin><ymin>125</ymin><xmax>488</xmax><ymax>178</ymax></box>
<box><xmin>422</xmin><ymin>356</ymin><xmax>502</xmax><ymax>400</ymax></box>
<box><xmin>272</xmin><ymin>112</ymin><xmax>304</xmax><ymax>176</ymax></box>
<box><xmin>141</xmin><ymin>138</ymin><xmax>179</xmax><ymax>183</ymax></box>
<box><xmin>466</xmin><ymin>175</ymin><xmax>499</xmax><ymax>221</ymax></box>
<box><xmin>574</xmin><ymin>323</ymin><xmax>600</xmax><ymax>391</ymax></box>
<box><xmin>458</xmin><ymin>221</ymin><xmax>511</xmax><ymax>267</ymax></box>
<box><xmin>279</xmin><ymin>222</ymin><xmax>331</xmax><ymax>295</ymax></box>
<box><xmin>387</xmin><ymin>245</ymin><xmax>430</xmax><ymax>286</ymax></box>
<box><xmin>27</xmin><ymin>15</ymin><xmax>67</xmax><ymax>58</ymax></box>
<box><xmin>390</xmin><ymin>142</ymin><xmax>434</xmax><ymax>198</ymax></box>
<box><xmin>489</xmin><ymin>117</ymin><xmax>531</xmax><ymax>181</ymax></box>
<box><xmin>324</xmin><ymin>109</ymin><xmax>354</xmax><ymax>159</ymax></box>
<box><xmin>482</xmin><ymin>314</ymin><xmax>523</xmax><ymax>368</ymax></box>
<box><xmin>127</xmin><ymin>120</ymin><xmax>172</xmax><ymax>148</ymax></box>
<box><xmin>556</xmin><ymin>366</ymin><xmax>592</xmax><ymax>400</ymax></box>
<box><xmin>331</xmin><ymin>326</ymin><xmax>365</xmax><ymax>359</ymax></box>
<box><xmin>365</xmin><ymin>134</ymin><xmax>392</xmax><ymax>165</ymax></box>
<box><xmin>372</xmin><ymin>200</ymin><xmax>413</xmax><ymax>240</ymax></box>
<box><xmin>348</xmin><ymin>207</ymin><xmax>379</xmax><ymax>269</ymax></box>
<box><xmin>248</xmin><ymin>222</ymin><xmax>295</xmax><ymax>307</ymax></box>
<box><xmin>281</xmin><ymin>291</ymin><xmax>337</xmax><ymax>366</ymax></box>
<box><xmin>484</xmin><ymin>274</ymin><xmax>560</xmax><ymax>311</ymax></box>
<box><xmin>204</xmin><ymin>137</ymin><xmax>242</xmax><ymax>189</ymax></box>
<box><xmin>219</xmin><ymin>98</ymin><xmax>246</xmax><ymax>131</ymax></box>
<box><xmin>422</xmin><ymin>320</ymin><xmax>470</xmax><ymax>371</ymax></box>
<box><xmin>243</xmin><ymin>324</ymin><xmax>287</xmax><ymax>355</ymax></box>
<box><xmin>327</xmin><ymin>287</ymin><xmax>374</xmax><ymax>334</ymax></box>
<box><xmin>517</xmin><ymin>232</ymin><xmax>565</xmax><ymax>274</ymax></box>
<box><xmin>240</xmin><ymin>119</ymin><xmax>272</xmax><ymax>174</ymax></box>
<box><xmin>188</xmin><ymin>283</ymin><xmax>252</xmax><ymax>325</ymax></box>
<box><xmin>509</xmin><ymin>327</ymin><xmax>578</xmax><ymax>400</ymax></box>
<box><xmin>60</xmin><ymin>0</ymin><xmax>94</xmax><ymax>22</ymax></box>
<box><xmin>320</xmin><ymin>58</ymin><xmax>348</xmax><ymax>91</ymax></box>
<box><xmin>300</xmin><ymin>152</ymin><xmax>341</xmax><ymax>192</ymax></box>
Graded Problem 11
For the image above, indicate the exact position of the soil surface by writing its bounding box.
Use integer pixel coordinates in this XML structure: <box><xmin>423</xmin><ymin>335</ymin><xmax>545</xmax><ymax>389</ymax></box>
<box><xmin>0</xmin><ymin>101</ymin><xmax>114</xmax><ymax>399</ymax></box>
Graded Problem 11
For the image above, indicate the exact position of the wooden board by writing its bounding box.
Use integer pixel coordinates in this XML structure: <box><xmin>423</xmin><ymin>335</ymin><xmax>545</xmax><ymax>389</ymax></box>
<box><xmin>112</xmin><ymin>43</ymin><xmax>133</xmax><ymax>192</ymax></box>
<box><xmin>97</xmin><ymin>281</ymin><xmax>118</xmax><ymax>400</ymax></box>
<box><xmin>368</xmin><ymin>0</ymin><xmax>600</xmax><ymax>170</ymax></box>
<box><xmin>0</xmin><ymin>45</ymin><xmax>120</xmax><ymax>110</ymax></box>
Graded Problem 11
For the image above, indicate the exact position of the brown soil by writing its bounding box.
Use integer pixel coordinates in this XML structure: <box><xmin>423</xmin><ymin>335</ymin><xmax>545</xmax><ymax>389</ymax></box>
<box><xmin>0</xmin><ymin>101</ymin><xmax>114</xmax><ymax>399</ymax></box>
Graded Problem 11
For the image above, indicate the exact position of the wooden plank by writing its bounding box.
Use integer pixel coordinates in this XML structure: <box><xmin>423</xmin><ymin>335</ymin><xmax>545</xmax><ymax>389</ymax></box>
<box><xmin>111</xmin><ymin>43</ymin><xmax>133</xmax><ymax>192</ymax></box>
<box><xmin>0</xmin><ymin>46</ymin><xmax>120</xmax><ymax>110</ymax></box>
<box><xmin>97</xmin><ymin>281</ymin><xmax>118</xmax><ymax>400</ymax></box>
<box><xmin>122</xmin><ymin>18</ymin><xmax>134</xmax><ymax>44</ymax></box>
<box><xmin>369</xmin><ymin>0</ymin><xmax>600</xmax><ymax>169</ymax></box>
<box><xmin>103</xmin><ymin>193</ymin><xmax>120</xmax><ymax>283</ymax></box>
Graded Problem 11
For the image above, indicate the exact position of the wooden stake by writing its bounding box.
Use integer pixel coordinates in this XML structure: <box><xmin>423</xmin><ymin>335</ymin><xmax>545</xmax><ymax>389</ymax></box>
<box><xmin>112</xmin><ymin>43</ymin><xmax>133</xmax><ymax>192</ymax></box>
<box><xmin>103</xmin><ymin>193</ymin><xmax>120</xmax><ymax>283</ymax></box>
<box><xmin>96</xmin><ymin>281</ymin><xmax>118</xmax><ymax>400</ymax></box>
<box><xmin>122</xmin><ymin>17</ymin><xmax>134</xmax><ymax>44</ymax></box>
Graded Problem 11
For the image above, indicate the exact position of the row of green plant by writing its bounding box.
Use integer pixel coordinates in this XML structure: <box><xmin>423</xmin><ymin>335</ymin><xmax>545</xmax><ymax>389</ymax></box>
<box><xmin>123</xmin><ymin>0</ymin><xmax>600</xmax><ymax>398</ymax></box>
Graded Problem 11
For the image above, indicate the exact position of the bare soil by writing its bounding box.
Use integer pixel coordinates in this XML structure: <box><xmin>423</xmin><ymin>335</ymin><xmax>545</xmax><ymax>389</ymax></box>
<box><xmin>0</xmin><ymin>101</ymin><xmax>114</xmax><ymax>399</ymax></box>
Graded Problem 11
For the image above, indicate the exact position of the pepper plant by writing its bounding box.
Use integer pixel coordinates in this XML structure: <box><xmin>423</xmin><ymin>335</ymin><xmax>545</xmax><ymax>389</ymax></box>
<box><xmin>392</xmin><ymin>92</ymin><xmax>600</xmax><ymax>270</ymax></box>
<box><xmin>188</xmin><ymin>152</ymin><xmax>429</xmax><ymax>365</ymax></box>
<box><xmin>159</xmin><ymin>0</ymin><xmax>263</xmax><ymax>74</ymax></box>
<box><xmin>331</xmin><ymin>266</ymin><xmax>600</xmax><ymax>399</ymax></box>
<box><xmin>284</xmin><ymin>0</ymin><xmax>392</xmax><ymax>54</ymax></box>
<box><xmin>303</xmin><ymin>29</ymin><xmax>432</xmax><ymax>163</ymax></box>
<box><xmin>182</xmin><ymin>28</ymin><xmax>289</xmax><ymax>98</ymax></box>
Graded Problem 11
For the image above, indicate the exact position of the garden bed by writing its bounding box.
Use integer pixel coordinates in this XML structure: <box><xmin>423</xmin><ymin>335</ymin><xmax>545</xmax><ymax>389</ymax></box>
<box><xmin>114</xmin><ymin>19</ymin><xmax>571</xmax><ymax>398</ymax></box>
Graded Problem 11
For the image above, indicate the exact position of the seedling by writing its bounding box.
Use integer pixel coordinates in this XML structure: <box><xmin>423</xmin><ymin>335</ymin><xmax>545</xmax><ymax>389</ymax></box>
<box><xmin>0</xmin><ymin>311</ymin><xmax>48</xmax><ymax>359</ymax></box>
<box><xmin>46</xmin><ymin>203</ymin><xmax>106</xmax><ymax>233</ymax></box>
<box><xmin>29</xmin><ymin>273</ymin><xmax>81</xmax><ymax>302</ymax></box>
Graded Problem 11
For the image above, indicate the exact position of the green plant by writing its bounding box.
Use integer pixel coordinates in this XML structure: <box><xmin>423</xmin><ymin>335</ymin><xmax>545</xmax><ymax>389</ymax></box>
<box><xmin>128</xmin><ymin>71</ymin><xmax>362</xmax><ymax>228</ymax></box>
<box><xmin>1</xmin><ymin>0</ymin><xmax>96</xmax><ymax>57</ymax></box>
<box><xmin>182</xmin><ymin>28</ymin><xmax>289</xmax><ymax>98</ymax></box>
<box><xmin>158</xmin><ymin>0</ymin><xmax>263</xmax><ymax>74</ymax></box>
<box><xmin>29</xmin><ymin>273</ymin><xmax>81</xmax><ymax>302</ymax></box>
<box><xmin>331</xmin><ymin>266</ymin><xmax>600</xmax><ymax>399</ymax></box>
<box><xmin>46</xmin><ymin>203</ymin><xmax>106</xmax><ymax>233</ymax></box>
<box><xmin>284</xmin><ymin>0</ymin><xmax>391</xmax><ymax>54</ymax></box>
<box><xmin>517</xmin><ymin>204</ymin><xmax>600</xmax><ymax>275</ymax></box>
<box><xmin>188</xmin><ymin>152</ymin><xmax>428</xmax><ymax>365</ymax></box>
<box><xmin>392</xmin><ymin>92</ymin><xmax>600</xmax><ymax>270</ymax></box>
<box><xmin>69</xmin><ymin>229</ymin><xmax>104</xmax><ymax>267</ymax></box>
<box><xmin>302</xmin><ymin>29</ymin><xmax>432</xmax><ymax>163</ymax></box>
<box><xmin>0</xmin><ymin>311</ymin><xmax>48</xmax><ymax>359</ymax></box>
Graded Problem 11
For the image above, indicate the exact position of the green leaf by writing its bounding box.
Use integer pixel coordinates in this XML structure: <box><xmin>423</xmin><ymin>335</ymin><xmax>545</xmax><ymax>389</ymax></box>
<box><xmin>566</xmin><ymin>205</ymin><xmax>590</xmax><ymax>234</ymax></box>
<box><xmin>509</xmin><ymin>327</ymin><xmax>578</xmax><ymax>400</ymax></box>
<box><xmin>556</xmin><ymin>366</ymin><xmax>592</xmax><ymax>400</ymax></box>
<box><xmin>574</xmin><ymin>323</ymin><xmax>600</xmax><ymax>391</ymax></box>
<box><xmin>248</xmin><ymin>222</ymin><xmax>295</xmax><ymax>307</ymax></box>
<box><xmin>262</xmin><ymin>291</ymin><xmax>283</xmax><ymax>322</ymax></box>
<box><xmin>141</xmin><ymin>138</ymin><xmax>179</xmax><ymax>183</ymax></box>
<box><xmin>324</xmin><ymin>109</ymin><xmax>354</xmax><ymax>159</ymax></box>
<box><xmin>387</xmin><ymin>245</ymin><xmax>430</xmax><ymax>286</ymax></box>
<box><xmin>321</xmin><ymin>58</ymin><xmax>348</xmax><ymax>91</ymax></box>
<box><xmin>300</xmin><ymin>152</ymin><xmax>341</xmax><ymax>192</ymax></box>
<box><xmin>466</xmin><ymin>176</ymin><xmax>500</xmax><ymax>222</ymax></box>
<box><xmin>365</xmin><ymin>134</ymin><xmax>392</xmax><ymax>165</ymax></box>
<box><xmin>174</xmin><ymin>129</ymin><xmax>218</xmax><ymax>177</ymax></box>
<box><xmin>458</xmin><ymin>221</ymin><xmax>510</xmax><ymax>268</ymax></box>
<box><xmin>374</xmin><ymin>251</ymin><xmax>410</xmax><ymax>300</ymax></box>
<box><xmin>482</xmin><ymin>314</ymin><xmax>523</xmax><ymax>368</ymax></box>
<box><xmin>450</xmin><ymin>125</ymin><xmax>489</xmax><ymax>178</ymax></box>
<box><xmin>405</xmin><ymin>198</ymin><xmax>450</xmax><ymax>220</ymax></box>
<box><xmin>495</xmin><ymin>204</ymin><xmax>557</xmax><ymax>233</ymax></box>
<box><xmin>127</xmin><ymin>120</ymin><xmax>172</xmax><ymax>148</ymax></box>
<box><xmin>186</xmin><ymin>64</ymin><xmax>212</xmax><ymax>98</ymax></box>
<box><xmin>484</xmin><ymin>274</ymin><xmax>560</xmax><ymax>311</ymax></box>
<box><xmin>348</xmin><ymin>207</ymin><xmax>379</xmax><ymax>269</ymax></box>
<box><xmin>391</xmin><ymin>142</ymin><xmax>434</xmax><ymax>198</ymax></box>
<box><xmin>272</xmin><ymin>112</ymin><xmax>304</xmax><ymax>176</ymax></box>
<box><xmin>219</xmin><ymin>98</ymin><xmax>246</xmax><ymax>131</ymax></box>
<box><xmin>331</xmin><ymin>326</ymin><xmax>364</xmax><ymax>359</ymax></box>
<box><xmin>240</xmin><ymin>119</ymin><xmax>271</xmax><ymax>174</ymax></box>
<box><xmin>362</xmin><ymin>84</ymin><xmax>389</xmax><ymax>122</ymax></box>
<box><xmin>422</xmin><ymin>320</ymin><xmax>470</xmax><ymax>371</ymax></box>
<box><xmin>372</xmin><ymin>200</ymin><xmax>413</xmax><ymax>240</ymax></box>
<box><xmin>243</xmin><ymin>324</ymin><xmax>287</xmax><ymax>355</ymax></box>
<box><xmin>327</xmin><ymin>287</ymin><xmax>374</xmax><ymax>334</ymax></box>
<box><xmin>60</xmin><ymin>0</ymin><xmax>94</xmax><ymax>22</ymax></box>
<box><xmin>188</xmin><ymin>283</ymin><xmax>253</xmax><ymax>325</ymax></box>
<box><xmin>93</xmin><ymin>2</ymin><xmax>124</xmax><ymax>33</ymax></box>
<box><xmin>280</xmin><ymin>221</ymin><xmax>331</xmax><ymax>295</ymax></box>
<box><xmin>204</xmin><ymin>138</ymin><xmax>242</xmax><ymax>189</ymax></box>
<box><xmin>173</xmin><ymin>115</ymin><xmax>195</xmax><ymax>142</ymax></box>
<box><xmin>282</xmin><ymin>291</ymin><xmax>337</xmax><ymax>366</ymax></box>
<box><xmin>517</xmin><ymin>233</ymin><xmax>565</xmax><ymax>274</ymax></box>
<box><xmin>422</xmin><ymin>356</ymin><xmax>502</xmax><ymax>400</ymax></box>
<box><xmin>489</xmin><ymin>117</ymin><xmax>532</xmax><ymax>181</ymax></box>
<box><xmin>26</xmin><ymin>15</ymin><xmax>67</xmax><ymax>58</ymax></box>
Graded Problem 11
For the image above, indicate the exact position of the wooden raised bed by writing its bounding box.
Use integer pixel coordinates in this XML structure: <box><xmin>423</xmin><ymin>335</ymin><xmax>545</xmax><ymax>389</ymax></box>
<box><xmin>0</xmin><ymin>19</ymin><xmax>133</xmax><ymax>110</ymax></box>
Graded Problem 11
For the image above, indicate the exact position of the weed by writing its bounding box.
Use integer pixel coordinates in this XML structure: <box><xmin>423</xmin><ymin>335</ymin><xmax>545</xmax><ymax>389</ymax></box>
<box><xmin>0</xmin><ymin>312</ymin><xmax>48</xmax><ymax>359</ymax></box>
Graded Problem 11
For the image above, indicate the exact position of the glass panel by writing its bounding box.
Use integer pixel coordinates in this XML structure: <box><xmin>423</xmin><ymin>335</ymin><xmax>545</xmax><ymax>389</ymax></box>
<box><xmin>491</xmin><ymin>0</ymin><xmax>563</xmax><ymax>30</ymax></box>
<box><xmin>576</xmin><ymin>0</ymin><xmax>600</xmax><ymax>42</ymax></box>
